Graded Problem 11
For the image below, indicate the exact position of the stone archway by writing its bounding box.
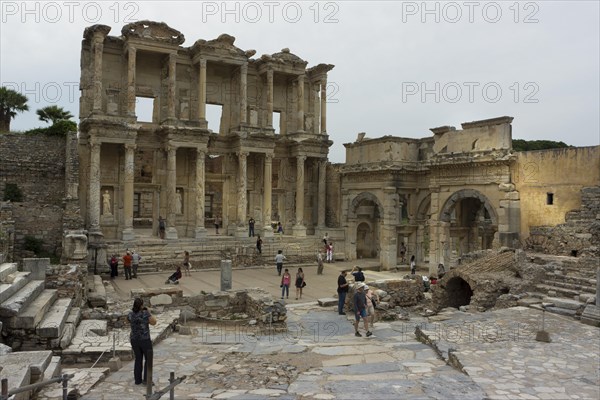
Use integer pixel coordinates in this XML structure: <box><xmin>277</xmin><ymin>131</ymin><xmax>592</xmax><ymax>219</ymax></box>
<box><xmin>445</xmin><ymin>276</ymin><xmax>473</xmax><ymax>308</ymax></box>
<box><xmin>439</xmin><ymin>189</ymin><xmax>498</xmax><ymax>256</ymax></box>
<box><xmin>356</xmin><ymin>222</ymin><xmax>376</xmax><ymax>258</ymax></box>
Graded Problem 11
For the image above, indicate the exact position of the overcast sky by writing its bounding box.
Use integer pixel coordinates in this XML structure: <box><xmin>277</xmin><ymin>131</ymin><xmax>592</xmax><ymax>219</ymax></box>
<box><xmin>1</xmin><ymin>1</ymin><xmax>598</xmax><ymax>162</ymax></box>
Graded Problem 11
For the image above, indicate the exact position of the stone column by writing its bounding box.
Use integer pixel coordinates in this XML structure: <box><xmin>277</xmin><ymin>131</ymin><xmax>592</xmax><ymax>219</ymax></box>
<box><xmin>167</xmin><ymin>53</ymin><xmax>176</xmax><ymax>120</ymax></box>
<box><xmin>221</xmin><ymin>260</ymin><xmax>232</xmax><ymax>291</ymax></box>
<box><xmin>122</xmin><ymin>143</ymin><xmax>136</xmax><ymax>240</ymax></box>
<box><xmin>293</xmin><ymin>155</ymin><xmax>307</xmax><ymax>237</ymax></box>
<box><xmin>126</xmin><ymin>46</ymin><xmax>136</xmax><ymax>116</ymax></box>
<box><xmin>88</xmin><ymin>139</ymin><xmax>101</xmax><ymax>232</ymax></box>
<box><xmin>92</xmin><ymin>33</ymin><xmax>104</xmax><ymax>112</ymax></box>
<box><xmin>597</xmin><ymin>266</ymin><xmax>600</xmax><ymax>306</ymax></box>
<box><xmin>195</xmin><ymin>149</ymin><xmax>207</xmax><ymax>238</ymax></box>
<box><xmin>317</xmin><ymin>159</ymin><xmax>327</xmax><ymax>227</ymax></box>
<box><xmin>236</xmin><ymin>152</ymin><xmax>248</xmax><ymax>236</ymax></box>
<box><xmin>198</xmin><ymin>59</ymin><xmax>207</xmax><ymax>122</ymax></box>
<box><xmin>263</xmin><ymin>153</ymin><xmax>274</xmax><ymax>237</ymax></box>
<box><xmin>166</xmin><ymin>145</ymin><xmax>178</xmax><ymax>239</ymax></box>
<box><xmin>297</xmin><ymin>74</ymin><xmax>305</xmax><ymax>132</ymax></box>
<box><xmin>320</xmin><ymin>78</ymin><xmax>327</xmax><ymax>134</ymax></box>
<box><xmin>240</xmin><ymin>63</ymin><xmax>248</xmax><ymax>124</ymax></box>
<box><xmin>380</xmin><ymin>187</ymin><xmax>399</xmax><ymax>270</ymax></box>
<box><xmin>266</xmin><ymin>69</ymin><xmax>274</xmax><ymax>128</ymax></box>
<box><xmin>313</xmin><ymin>84</ymin><xmax>321</xmax><ymax>134</ymax></box>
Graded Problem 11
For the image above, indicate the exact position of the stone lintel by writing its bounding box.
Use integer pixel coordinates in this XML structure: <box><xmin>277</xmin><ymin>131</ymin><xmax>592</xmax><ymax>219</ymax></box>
<box><xmin>461</xmin><ymin>116</ymin><xmax>514</xmax><ymax>130</ymax></box>
<box><xmin>430</xmin><ymin>126</ymin><xmax>456</xmax><ymax>135</ymax></box>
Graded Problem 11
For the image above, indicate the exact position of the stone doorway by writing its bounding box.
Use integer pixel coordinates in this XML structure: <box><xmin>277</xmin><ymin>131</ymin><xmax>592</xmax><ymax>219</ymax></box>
<box><xmin>445</xmin><ymin>277</ymin><xmax>473</xmax><ymax>308</ymax></box>
<box><xmin>356</xmin><ymin>222</ymin><xmax>377</xmax><ymax>258</ymax></box>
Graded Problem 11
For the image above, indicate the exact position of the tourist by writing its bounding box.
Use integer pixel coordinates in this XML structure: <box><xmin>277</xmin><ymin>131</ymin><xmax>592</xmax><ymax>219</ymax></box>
<box><xmin>351</xmin><ymin>266</ymin><xmax>365</xmax><ymax>282</ymax></box>
<box><xmin>399</xmin><ymin>242</ymin><xmax>406</xmax><ymax>263</ymax></box>
<box><xmin>128</xmin><ymin>297</ymin><xmax>156</xmax><ymax>386</ymax></box>
<box><xmin>280</xmin><ymin>268</ymin><xmax>291</xmax><ymax>299</ymax></box>
<box><xmin>248</xmin><ymin>217</ymin><xmax>255</xmax><ymax>237</ymax></box>
<box><xmin>109</xmin><ymin>254</ymin><xmax>119</xmax><ymax>279</ymax></box>
<box><xmin>165</xmin><ymin>265</ymin><xmax>182</xmax><ymax>284</ymax></box>
<box><xmin>182</xmin><ymin>251</ymin><xmax>191</xmax><ymax>276</ymax></box>
<box><xmin>353</xmin><ymin>282</ymin><xmax>372</xmax><ymax>337</ymax></box>
<box><xmin>158</xmin><ymin>216</ymin><xmax>166</xmax><ymax>239</ymax></box>
<box><xmin>214</xmin><ymin>215</ymin><xmax>221</xmax><ymax>235</ymax></box>
<box><xmin>317</xmin><ymin>250</ymin><xmax>324</xmax><ymax>275</ymax></box>
<box><xmin>122</xmin><ymin>251</ymin><xmax>133</xmax><ymax>280</ymax></box>
<box><xmin>327</xmin><ymin>242</ymin><xmax>334</xmax><ymax>263</ymax></box>
<box><xmin>364</xmin><ymin>284</ymin><xmax>379</xmax><ymax>325</ymax></box>
<box><xmin>437</xmin><ymin>263</ymin><xmax>446</xmax><ymax>279</ymax></box>
<box><xmin>323</xmin><ymin>232</ymin><xmax>328</xmax><ymax>246</ymax></box>
<box><xmin>337</xmin><ymin>270</ymin><xmax>349</xmax><ymax>315</ymax></box>
<box><xmin>275</xmin><ymin>249</ymin><xmax>286</xmax><ymax>276</ymax></box>
<box><xmin>256</xmin><ymin>234</ymin><xmax>263</xmax><ymax>254</ymax></box>
<box><xmin>131</xmin><ymin>250</ymin><xmax>141</xmax><ymax>279</ymax></box>
<box><xmin>295</xmin><ymin>267</ymin><xmax>305</xmax><ymax>300</ymax></box>
<box><xmin>410</xmin><ymin>255</ymin><xmax>416</xmax><ymax>275</ymax></box>
<box><xmin>277</xmin><ymin>221</ymin><xmax>284</xmax><ymax>234</ymax></box>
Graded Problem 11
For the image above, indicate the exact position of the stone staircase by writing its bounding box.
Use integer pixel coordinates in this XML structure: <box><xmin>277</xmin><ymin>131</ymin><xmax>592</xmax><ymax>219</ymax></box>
<box><xmin>0</xmin><ymin>261</ymin><xmax>80</xmax><ymax>352</ymax></box>
<box><xmin>0</xmin><ymin>350</ymin><xmax>62</xmax><ymax>400</ymax></box>
<box><xmin>104</xmin><ymin>234</ymin><xmax>327</xmax><ymax>273</ymax></box>
<box><xmin>530</xmin><ymin>254</ymin><xmax>598</xmax><ymax>319</ymax></box>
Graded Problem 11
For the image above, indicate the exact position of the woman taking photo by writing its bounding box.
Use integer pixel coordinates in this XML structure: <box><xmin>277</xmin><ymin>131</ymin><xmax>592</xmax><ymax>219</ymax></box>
<box><xmin>128</xmin><ymin>298</ymin><xmax>157</xmax><ymax>385</ymax></box>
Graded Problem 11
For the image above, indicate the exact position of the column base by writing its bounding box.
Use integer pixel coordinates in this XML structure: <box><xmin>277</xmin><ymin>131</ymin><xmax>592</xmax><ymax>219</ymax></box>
<box><xmin>121</xmin><ymin>228</ymin><xmax>135</xmax><ymax>241</ymax></box>
<box><xmin>165</xmin><ymin>227</ymin><xmax>178</xmax><ymax>240</ymax></box>
<box><xmin>262</xmin><ymin>225</ymin><xmax>274</xmax><ymax>238</ymax></box>
<box><xmin>194</xmin><ymin>227</ymin><xmax>208</xmax><ymax>239</ymax></box>
<box><xmin>292</xmin><ymin>224</ymin><xmax>307</xmax><ymax>237</ymax></box>
<box><xmin>235</xmin><ymin>226</ymin><xmax>248</xmax><ymax>238</ymax></box>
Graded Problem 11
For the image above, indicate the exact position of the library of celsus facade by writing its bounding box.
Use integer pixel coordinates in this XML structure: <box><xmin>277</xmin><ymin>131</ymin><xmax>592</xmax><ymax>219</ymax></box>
<box><xmin>78</xmin><ymin>21</ymin><xmax>333</xmax><ymax>241</ymax></box>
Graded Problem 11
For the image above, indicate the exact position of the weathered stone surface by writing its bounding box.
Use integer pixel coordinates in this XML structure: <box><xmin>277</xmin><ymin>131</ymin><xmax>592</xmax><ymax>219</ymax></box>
<box><xmin>543</xmin><ymin>297</ymin><xmax>585</xmax><ymax>311</ymax></box>
<box><xmin>0</xmin><ymin>279</ymin><xmax>45</xmax><ymax>317</ymax></box>
<box><xmin>37</xmin><ymin>297</ymin><xmax>73</xmax><ymax>338</ymax></box>
<box><xmin>0</xmin><ymin>262</ymin><xmax>18</xmax><ymax>281</ymax></box>
<box><xmin>150</xmin><ymin>293</ymin><xmax>173</xmax><ymax>306</ymax></box>
<box><xmin>10</xmin><ymin>289</ymin><xmax>57</xmax><ymax>329</ymax></box>
<box><xmin>317</xmin><ymin>297</ymin><xmax>338</xmax><ymax>307</ymax></box>
<box><xmin>87</xmin><ymin>275</ymin><xmax>106</xmax><ymax>308</ymax></box>
<box><xmin>581</xmin><ymin>304</ymin><xmax>600</xmax><ymax>327</ymax></box>
<box><xmin>22</xmin><ymin>258</ymin><xmax>49</xmax><ymax>281</ymax></box>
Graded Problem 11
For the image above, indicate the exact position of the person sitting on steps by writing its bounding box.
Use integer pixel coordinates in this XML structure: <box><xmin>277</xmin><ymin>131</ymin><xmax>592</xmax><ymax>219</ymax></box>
<box><xmin>165</xmin><ymin>265</ymin><xmax>182</xmax><ymax>284</ymax></box>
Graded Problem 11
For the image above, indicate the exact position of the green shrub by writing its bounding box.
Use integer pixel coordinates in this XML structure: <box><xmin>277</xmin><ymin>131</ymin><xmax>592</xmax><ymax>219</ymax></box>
<box><xmin>3</xmin><ymin>183</ymin><xmax>23</xmax><ymax>202</ymax></box>
<box><xmin>25</xmin><ymin>119</ymin><xmax>77</xmax><ymax>136</ymax></box>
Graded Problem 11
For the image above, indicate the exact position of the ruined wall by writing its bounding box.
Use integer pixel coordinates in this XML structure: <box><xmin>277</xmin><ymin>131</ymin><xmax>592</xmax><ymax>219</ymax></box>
<box><xmin>0</xmin><ymin>133</ymin><xmax>72</xmax><ymax>260</ymax></box>
<box><xmin>515</xmin><ymin>146</ymin><xmax>600</xmax><ymax>238</ymax></box>
<box><xmin>432</xmin><ymin>119</ymin><xmax>512</xmax><ymax>154</ymax></box>
<box><xmin>344</xmin><ymin>137</ymin><xmax>420</xmax><ymax>165</ymax></box>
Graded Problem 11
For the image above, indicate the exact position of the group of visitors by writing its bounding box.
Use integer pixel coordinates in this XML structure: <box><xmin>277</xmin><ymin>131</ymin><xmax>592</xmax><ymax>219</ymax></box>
<box><xmin>337</xmin><ymin>266</ymin><xmax>380</xmax><ymax>337</ymax></box>
<box><xmin>322</xmin><ymin>233</ymin><xmax>335</xmax><ymax>263</ymax></box>
<box><xmin>109</xmin><ymin>250</ymin><xmax>141</xmax><ymax>280</ymax></box>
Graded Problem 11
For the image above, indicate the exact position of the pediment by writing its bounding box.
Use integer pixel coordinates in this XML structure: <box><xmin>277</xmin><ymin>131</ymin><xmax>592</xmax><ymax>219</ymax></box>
<box><xmin>121</xmin><ymin>20</ymin><xmax>185</xmax><ymax>45</ymax></box>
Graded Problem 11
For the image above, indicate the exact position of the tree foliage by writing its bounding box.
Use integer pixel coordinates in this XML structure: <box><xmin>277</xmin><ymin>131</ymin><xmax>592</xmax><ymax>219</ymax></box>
<box><xmin>26</xmin><ymin>119</ymin><xmax>77</xmax><ymax>136</ymax></box>
<box><xmin>512</xmin><ymin>139</ymin><xmax>571</xmax><ymax>152</ymax></box>
<box><xmin>0</xmin><ymin>86</ymin><xmax>29</xmax><ymax>132</ymax></box>
<box><xmin>36</xmin><ymin>105</ymin><xmax>74</xmax><ymax>124</ymax></box>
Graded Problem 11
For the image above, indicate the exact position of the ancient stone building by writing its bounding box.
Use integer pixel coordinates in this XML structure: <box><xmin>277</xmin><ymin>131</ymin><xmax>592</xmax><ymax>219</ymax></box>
<box><xmin>336</xmin><ymin>117</ymin><xmax>600</xmax><ymax>272</ymax></box>
<box><xmin>78</xmin><ymin>21</ymin><xmax>333</xmax><ymax>242</ymax></box>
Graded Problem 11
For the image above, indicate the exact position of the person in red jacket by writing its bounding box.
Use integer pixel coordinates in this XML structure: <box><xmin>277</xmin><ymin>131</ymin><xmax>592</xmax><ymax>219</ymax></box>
<box><xmin>122</xmin><ymin>251</ymin><xmax>133</xmax><ymax>280</ymax></box>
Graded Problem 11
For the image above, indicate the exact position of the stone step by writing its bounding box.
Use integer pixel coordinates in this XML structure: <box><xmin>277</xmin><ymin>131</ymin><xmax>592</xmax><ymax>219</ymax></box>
<box><xmin>9</xmin><ymin>289</ymin><xmax>58</xmax><ymax>329</ymax></box>
<box><xmin>535</xmin><ymin>283</ymin><xmax>590</xmax><ymax>300</ymax></box>
<box><xmin>545</xmin><ymin>273</ymin><xmax>597</xmax><ymax>286</ymax></box>
<box><xmin>50</xmin><ymin>307</ymin><xmax>82</xmax><ymax>349</ymax></box>
<box><xmin>0</xmin><ymin>280</ymin><xmax>45</xmax><ymax>317</ymax></box>
<box><xmin>45</xmin><ymin>356</ymin><xmax>62</xmax><ymax>379</ymax></box>
<box><xmin>88</xmin><ymin>275</ymin><xmax>107</xmax><ymax>308</ymax></box>
<box><xmin>36</xmin><ymin>367</ymin><xmax>110</xmax><ymax>400</ymax></box>
<box><xmin>0</xmin><ymin>271</ymin><xmax>32</xmax><ymax>303</ymax></box>
<box><xmin>542</xmin><ymin>279</ymin><xmax>597</xmax><ymax>294</ymax></box>
<box><xmin>37</xmin><ymin>297</ymin><xmax>74</xmax><ymax>338</ymax></box>
<box><xmin>0</xmin><ymin>262</ymin><xmax>18</xmax><ymax>282</ymax></box>
<box><xmin>543</xmin><ymin>296</ymin><xmax>586</xmax><ymax>311</ymax></box>
<box><xmin>0</xmin><ymin>350</ymin><xmax>53</xmax><ymax>397</ymax></box>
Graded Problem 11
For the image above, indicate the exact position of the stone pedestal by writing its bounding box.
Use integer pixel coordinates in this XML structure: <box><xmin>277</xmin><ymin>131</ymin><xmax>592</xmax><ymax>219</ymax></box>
<box><xmin>22</xmin><ymin>258</ymin><xmax>49</xmax><ymax>280</ymax></box>
<box><xmin>165</xmin><ymin>227</ymin><xmax>178</xmax><ymax>240</ymax></box>
<box><xmin>262</xmin><ymin>225</ymin><xmax>274</xmax><ymax>238</ymax></box>
<box><xmin>221</xmin><ymin>260</ymin><xmax>232</xmax><ymax>291</ymax></box>
<box><xmin>194</xmin><ymin>227</ymin><xmax>208</xmax><ymax>239</ymax></box>
<box><xmin>235</xmin><ymin>226</ymin><xmax>248</xmax><ymax>238</ymax></box>
<box><xmin>292</xmin><ymin>225</ymin><xmax>307</xmax><ymax>237</ymax></box>
<box><xmin>108</xmin><ymin>357</ymin><xmax>122</xmax><ymax>372</ymax></box>
<box><xmin>121</xmin><ymin>228</ymin><xmax>135</xmax><ymax>241</ymax></box>
<box><xmin>581</xmin><ymin>305</ymin><xmax>600</xmax><ymax>327</ymax></box>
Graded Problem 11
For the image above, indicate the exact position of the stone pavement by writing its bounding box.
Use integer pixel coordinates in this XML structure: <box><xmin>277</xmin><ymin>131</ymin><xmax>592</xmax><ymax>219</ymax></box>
<box><xmin>78</xmin><ymin>302</ymin><xmax>599</xmax><ymax>400</ymax></box>
<box><xmin>72</xmin><ymin>262</ymin><xmax>600</xmax><ymax>399</ymax></box>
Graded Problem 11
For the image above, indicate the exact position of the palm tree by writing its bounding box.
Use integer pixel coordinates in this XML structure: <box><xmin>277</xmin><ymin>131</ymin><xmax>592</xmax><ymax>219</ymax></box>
<box><xmin>0</xmin><ymin>86</ymin><xmax>29</xmax><ymax>132</ymax></box>
<box><xmin>36</xmin><ymin>105</ymin><xmax>74</xmax><ymax>125</ymax></box>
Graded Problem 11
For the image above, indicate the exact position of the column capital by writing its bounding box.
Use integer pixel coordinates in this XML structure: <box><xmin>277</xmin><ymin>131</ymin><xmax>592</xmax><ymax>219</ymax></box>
<box><xmin>199</xmin><ymin>58</ymin><xmax>207</xmax><ymax>68</ymax></box>
<box><xmin>166</xmin><ymin>144</ymin><xmax>178</xmax><ymax>155</ymax></box>
<box><xmin>265</xmin><ymin>153</ymin><xmax>274</xmax><ymax>162</ymax></box>
<box><xmin>237</xmin><ymin>151</ymin><xmax>249</xmax><ymax>159</ymax></box>
<box><xmin>297</xmin><ymin>155</ymin><xmax>307</xmax><ymax>163</ymax></box>
<box><xmin>197</xmin><ymin>148</ymin><xmax>206</xmax><ymax>158</ymax></box>
<box><xmin>89</xmin><ymin>138</ymin><xmax>101</xmax><ymax>149</ymax></box>
<box><xmin>124</xmin><ymin>143</ymin><xmax>137</xmax><ymax>152</ymax></box>
<box><xmin>241</xmin><ymin>62</ymin><xmax>248</xmax><ymax>72</ymax></box>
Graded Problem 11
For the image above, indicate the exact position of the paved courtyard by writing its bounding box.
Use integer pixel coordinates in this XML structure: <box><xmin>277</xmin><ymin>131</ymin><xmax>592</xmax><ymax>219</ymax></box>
<box><xmin>77</xmin><ymin>262</ymin><xmax>599</xmax><ymax>400</ymax></box>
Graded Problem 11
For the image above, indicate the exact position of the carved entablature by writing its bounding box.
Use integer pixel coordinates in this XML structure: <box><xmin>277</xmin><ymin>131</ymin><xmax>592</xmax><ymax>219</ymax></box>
<box><xmin>121</xmin><ymin>20</ymin><xmax>185</xmax><ymax>45</ymax></box>
<box><xmin>191</xmin><ymin>34</ymin><xmax>254</xmax><ymax>62</ymax></box>
<box><xmin>270</xmin><ymin>48</ymin><xmax>307</xmax><ymax>67</ymax></box>
<box><xmin>83</xmin><ymin>24</ymin><xmax>111</xmax><ymax>42</ymax></box>
<box><xmin>307</xmin><ymin>63</ymin><xmax>335</xmax><ymax>81</ymax></box>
